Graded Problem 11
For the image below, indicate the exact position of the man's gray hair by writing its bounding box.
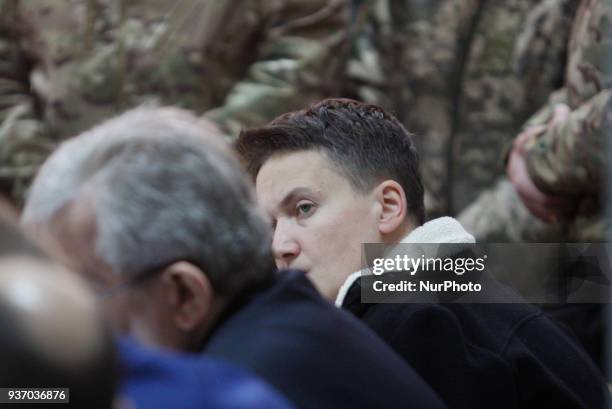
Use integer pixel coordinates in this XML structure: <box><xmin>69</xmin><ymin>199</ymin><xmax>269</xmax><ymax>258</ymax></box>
<box><xmin>23</xmin><ymin>107</ymin><xmax>273</xmax><ymax>295</ymax></box>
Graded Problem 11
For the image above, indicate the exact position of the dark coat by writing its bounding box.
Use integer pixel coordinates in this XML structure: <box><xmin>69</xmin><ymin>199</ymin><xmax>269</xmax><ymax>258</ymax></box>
<box><xmin>340</xmin><ymin>272</ymin><xmax>608</xmax><ymax>409</ymax></box>
<box><xmin>203</xmin><ymin>270</ymin><xmax>447</xmax><ymax>409</ymax></box>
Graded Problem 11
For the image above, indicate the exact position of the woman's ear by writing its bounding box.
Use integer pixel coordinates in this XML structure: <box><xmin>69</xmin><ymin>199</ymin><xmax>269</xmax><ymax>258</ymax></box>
<box><xmin>374</xmin><ymin>180</ymin><xmax>408</xmax><ymax>236</ymax></box>
<box><xmin>160</xmin><ymin>261</ymin><xmax>214</xmax><ymax>333</ymax></box>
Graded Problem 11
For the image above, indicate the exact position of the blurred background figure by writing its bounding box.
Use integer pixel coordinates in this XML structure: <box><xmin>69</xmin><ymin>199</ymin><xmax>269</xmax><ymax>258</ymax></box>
<box><xmin>346</xmin><ymin>0</ymin><xmax>577</xmax><ymax>235</ymax></box>
<box><xmin>0</xmin><ymin>0</ymin><xmax>350</xmax><ymax>205</ymax></box>
<box><xmin>504</xmin><ymin>0</ymin><xmax>611</xmax><ymax>242</ymax></box>
<box><xmin>462</xmin><ymin>0</ymin><xmax>611</xmax><ymax>245</ymax></box>
<box><xmin>0</xmin><ymin>197</ymin><xmax>117</xmax><ymax>409</ymax></box>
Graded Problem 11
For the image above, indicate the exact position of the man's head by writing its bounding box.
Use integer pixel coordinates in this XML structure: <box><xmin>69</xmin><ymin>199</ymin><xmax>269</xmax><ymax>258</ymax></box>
<box><xmin>0</xmin><ymin>202</ymin><xmax>116</xmax><ymax>409</ymax></box>
<box><xmin>237</xmin><ymin>98</ymin><xmax>424</xmax><ymax>298</ymax></box>
<box><xmin>23</xmin><ymin>107</ymin><xmax>274</xmax><ymax>351</ymax></box>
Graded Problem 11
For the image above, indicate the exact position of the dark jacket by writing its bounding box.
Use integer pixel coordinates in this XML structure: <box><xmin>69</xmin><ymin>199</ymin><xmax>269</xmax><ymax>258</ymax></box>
<box><xmin>340</xmin><ymin>273</ymin><xmax>607</xmax><ymax>409</ymax></box>
<box><xmin>203</xmin><ymin>270</ymin><xmax>447</xmax><ymax>409</ymax></box>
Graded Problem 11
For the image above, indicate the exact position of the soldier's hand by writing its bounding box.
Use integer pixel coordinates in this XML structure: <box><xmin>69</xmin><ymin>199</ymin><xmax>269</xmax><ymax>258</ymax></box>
<box><xmin>549</xmin><ymin>103</ymin><xmax>570</xmax><ymax>129</ymax></box>
<box><xmin>507</xmin><ymin>127</ymin><xmax>573</xmax><ymax>224</ymax></box>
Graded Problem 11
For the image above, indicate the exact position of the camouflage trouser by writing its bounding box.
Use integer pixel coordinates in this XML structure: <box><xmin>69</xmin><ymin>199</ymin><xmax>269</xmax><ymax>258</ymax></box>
<box><xmin>457</xmin><ymin>178</ymin><xmax>564</xmax><ymax>243</ymax></box>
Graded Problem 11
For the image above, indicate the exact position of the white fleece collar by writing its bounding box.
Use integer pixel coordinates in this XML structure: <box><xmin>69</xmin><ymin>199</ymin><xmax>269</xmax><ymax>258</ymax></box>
<box><xmin>334</xmin><ymin>217</ymin><xmax>475</xmax><ymax>307</ymax></box>
<box><xmin>400</xmin><ymin>216</ymin><xmax>475</xmax><ymax>245</ymax></box>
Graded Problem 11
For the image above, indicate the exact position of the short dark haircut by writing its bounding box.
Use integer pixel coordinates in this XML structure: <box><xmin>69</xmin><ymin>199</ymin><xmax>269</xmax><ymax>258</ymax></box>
<box><xmin>237</xmin><ymin>98</ymin><xmax>425</xmax><ymax>225</ymax></box>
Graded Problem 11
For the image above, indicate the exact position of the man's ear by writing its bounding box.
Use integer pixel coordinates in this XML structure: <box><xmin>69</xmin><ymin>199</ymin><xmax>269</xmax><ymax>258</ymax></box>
<box><xmin>159</xmin><ymin>261</ymin><xmax>214</xmax><ymax>333</ymax></box>
<box><xmin>374</xmin><ymin>180</ymin><xmax>407</xmax><ymax>236</ymax></box>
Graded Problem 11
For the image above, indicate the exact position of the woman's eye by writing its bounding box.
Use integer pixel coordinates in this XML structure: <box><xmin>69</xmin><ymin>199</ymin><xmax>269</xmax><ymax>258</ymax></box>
<box><xmin>296</xmin><ymin>202</ymin><xmax>315</xmax><ymax>217</ymax></box>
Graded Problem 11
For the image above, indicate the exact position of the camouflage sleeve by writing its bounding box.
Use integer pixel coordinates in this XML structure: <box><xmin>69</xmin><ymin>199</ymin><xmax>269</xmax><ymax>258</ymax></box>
<box><xmin>522</xmin><ymin>88</ymin><xmax>571</xmax><ymax>128</ymax></box>
<box><xmin>513</xmin><ymin>0</ymin><xmax>580</xmax><ymax>105</ymax></box>
<box><xmin>524</xmin><ymin>90</ymin><xmax>611</xmax><ymax>196</ymax></box>
<box><xmin>0</xmin><ymin>0</ymin><xmax>50</xmax><ymax>204</ymax></box>
<box><xmin>521</xmin><ymin>0</ymin><xmax>612</xmax><ymax>197</ymax></box>
<box><xmin>204</xmin><ymin>0</ymin><xmax>350</xmax><ymax>136</ymax></box>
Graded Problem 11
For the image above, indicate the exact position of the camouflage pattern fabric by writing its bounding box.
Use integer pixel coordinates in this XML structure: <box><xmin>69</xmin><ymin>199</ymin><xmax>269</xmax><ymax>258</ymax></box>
<box><xmin>347</xmin><ymin>0</ymin><xmax>579</xmax><ymax>218</ymax></box>
<box><xmin>460</xmin><ymin>0</ymin><xmax>611</xmax><ymax>242</ymax></box>
<box><xmin>458</xmin><ymin>178</ymin><xmax>566</xmax><ymax>241</ymax></box>
<box><xmin>524</xmin><ymin>0</ymin><xmax>611</xmax><ymax>196</ymax></box>
<box><xmin>0</xmin><ymin>0</ymin><xmax>350</xmax><ymax>205</ymax></box>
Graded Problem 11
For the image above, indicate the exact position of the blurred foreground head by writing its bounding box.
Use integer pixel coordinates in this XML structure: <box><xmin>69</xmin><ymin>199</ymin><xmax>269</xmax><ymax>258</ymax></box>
<box><xmin>0</xmin><ymin>198</ymin><xmax>116</xmax><ymax>409</ymax></box>
<box><xmin>22</xmin><ymin>107</ymin><xmax>274</xmax><ymax>351</ymax></box>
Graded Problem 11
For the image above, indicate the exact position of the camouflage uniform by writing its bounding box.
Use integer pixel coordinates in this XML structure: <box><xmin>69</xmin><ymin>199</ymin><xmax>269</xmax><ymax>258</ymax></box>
<box><xmin>0</xmin><ymin>0</ymin><xmax>350</xmax><ymax>204</ymax></box>
<box><xmin>347</xmin><ymin>0</ymin><xmax>579</xmax><ymax>218</ymax></box>
<box><xmin>460</xmin><ymin>0</ymin><xmax>611</xmax><ymax>242</ymax></box>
